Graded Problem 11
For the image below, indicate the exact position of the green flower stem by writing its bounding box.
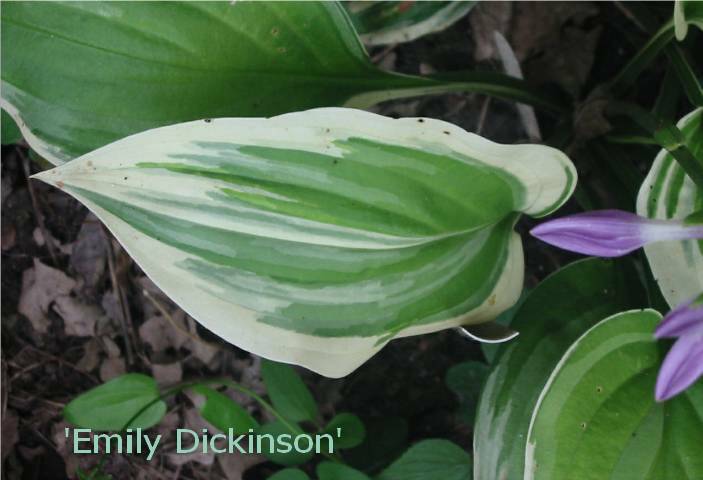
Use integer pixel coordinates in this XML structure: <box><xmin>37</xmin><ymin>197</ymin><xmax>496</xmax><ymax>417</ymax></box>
<box><xmin>607</xmin><ymin>102</ymin><xmax>703</xmax><ymax>189</ymax></box>
<box><xmin>610</xmin><ymin>20</ymin><xmax>675</xmax><ymax>94</ymax></box>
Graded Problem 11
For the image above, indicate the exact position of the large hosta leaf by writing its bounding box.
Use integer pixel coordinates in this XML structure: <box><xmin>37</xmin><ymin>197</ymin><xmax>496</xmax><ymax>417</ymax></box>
<box><xmin>526</xmin><ymin>309</ymin><xmax>703</xmax><ymax>480</ymax></box>
<box><xmin>637</xmin><ymin>109</ymin><xmax>703</xmax><ymax>307</ymax></box>
<box><xmin>1</xmin><ymin>1</ymin><xmax>559</xmax><ymax>166</ymax></box>
<box><xmin>474</xmin><ymin>258</ymin><xmax>647</xmax><ymax>480</ymax></box>
<box><xmin>34</xmin><ymin>108</ymin><xmax>575</xmax><ymax>377</ymax></box>
<box><xmin>344</xmin><ymin>1</ymin><xmax>476</xmax><ymax>46</ymax></box>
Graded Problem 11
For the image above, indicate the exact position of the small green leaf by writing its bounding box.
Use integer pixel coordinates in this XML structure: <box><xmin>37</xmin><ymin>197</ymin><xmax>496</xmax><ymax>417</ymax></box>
<box><xmin>258</xmin><ymin>421</ymin><xmax>313</xmax><ymax>467</ymax></box>
<box><xmin>344</xmin><ymin>1</ymin><xmax>476</xmax><ymax>46</ymax></box>
<box><xmin>323</xmin><ymin>413</ymin><xmax>365</xmax><ymax>449</ymax></box>
<box><xmin>445</xmin><ymin>361</ymin><xmax>490</xmax><ymax>426</ymax></box>
<box><xmin>261</xmin><ymin>360</ymin><xmax>318</xmax><ymax>423</ymax></box>
<box><xmin>377</xmin><ymin>439</ymin><xmax>472</xmax><ymax>480</ymax></box>
<box><xmin>269</xmin><ymin>469</ymin><xmax>310</xmax><ymax>480</ymax></box>
<box><xmin>474</xmin><ymin>258</ymin><xmax>647</xmax><ymax>480</ymax></box>
<box><xmin>317</xmin><ymin>461</ymin><xmax>370</xmax><ymax>480</ymax></box>
<box><xmin>1</xmin><ymin>109</ymin><xmax>21</xmax><ymax>145</ymax></box>
<box><xmin>526</xmin><ymin>309</ymin><xmax>703</xmax><ymax>480</ymax></box>
<box><xmin>192</xmin><ymin>385</ymin><xmax>259</xmax><ymax>433</ymax></box>
<box><xmin>64</xmin><ymin>374</ymin><xmax>166</xmax><ymax>431</ymax></box>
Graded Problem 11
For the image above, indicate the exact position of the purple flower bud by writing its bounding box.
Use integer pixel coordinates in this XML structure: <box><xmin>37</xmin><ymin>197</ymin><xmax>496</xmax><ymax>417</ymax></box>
<box><xmin>530</xmin><ymin>210</ymin><xmax>703</xmax><ymax>257</ymax></box>
<box><xmin>655</xmin><ymin>294</ymin><xmax>703</xmax><ymax>402</ymax></box>
<box><xmin>655</xmin><ymin>295</ymin><xmax>703</xmax><ymax>339</ymax></box>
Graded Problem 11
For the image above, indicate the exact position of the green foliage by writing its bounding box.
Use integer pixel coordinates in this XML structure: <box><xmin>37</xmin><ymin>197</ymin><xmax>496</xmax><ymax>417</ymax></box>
<box><xmin>317</xmin><ymin>461</ymin><xmax>371</xmax><ymax>480</ymax></box>
<box><xmin>323</xmin><ymin>413</ymin><xmax>365</xmax><ymax>449</ymax></box>
<box><xmin>269</xmin><ymin>469</ymin><xmax>310</xmax><ymax>480</ymax></box>
<box><xmin>1</xmin><ymin>1</ymin><xmax>557</xmax><ymax>166</ymax></box>
<box><xmin>261</xmin><ymin>360</ymin><xmax>319</xmax><ymax>424</ymax></box>
<box><xmin>376</xmin><ymin>439</ymin><xmax>472</xmax><ymax>480</ymax></box>
<box><xmin>64</xmin><ymin>374</ymin><xmax>166</xmax><ymax>431</ymax></box>
<box><xmin>192</xmin><ymin>385</ymin><xmax>259</xmax><ymax>433</ymax></box>
<box><xmin>27</xmin><ymin>1</ymin><xmax>703</xmax><ymax>478</ymax></box>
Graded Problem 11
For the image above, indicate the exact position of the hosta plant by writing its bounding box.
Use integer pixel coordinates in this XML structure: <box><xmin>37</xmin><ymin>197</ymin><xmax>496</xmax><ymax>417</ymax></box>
<box><xmin>3</xmin><ymin>1</ymin><xmax>703</xmax><ymax>479</ymax></box>
<box><xmin>34</xmin><ymin>107</ymin><xmax>576</xmax><ymax>377</ymax></box>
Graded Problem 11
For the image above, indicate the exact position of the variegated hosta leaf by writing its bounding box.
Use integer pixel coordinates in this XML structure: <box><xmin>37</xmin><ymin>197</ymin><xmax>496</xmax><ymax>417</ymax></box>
<box><xmin>34</xmin><ymin>108</ymin><xmax>576</xmax><ymax>377</ymax></box>
<box><xmin>636</xmin><ymin>109</ymin><xmax>703</xmax><ymax>307</ymax></box>
<box><xmin>525</xmin><ymin>309</ymin><xmax>703</xmax><ymax>480</ymax></box>
<box><xmin>344</xmin><ymin>1</ymin><xmax>476</xmax><ymax>46</ymax></box>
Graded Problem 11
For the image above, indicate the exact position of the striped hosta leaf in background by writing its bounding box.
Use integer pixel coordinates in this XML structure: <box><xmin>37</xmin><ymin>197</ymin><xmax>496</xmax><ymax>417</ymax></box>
<box><xmin>474</xmin><ymin>258</ymin><xmax>646</xmax><ymax>480</ymax></box>
<box><xmin>636</xmin><ymin>109</ymin><xmax>703</xmax><ymax>307</ymax></box>
<box><xmin>1</xmin><ymin>1</ymin><xmax>557</xmax><ymax>167</ymax></box>
<box><xmin>344</xmin><ymin>1</ymin><xmax>477</xmax><ymax>46</ymax></box>
<box><xmin>34</xmin><ymin>108</ymin><xmax>576</xmax><ymax>377</ymax></box>
<box><xmin>525</xmin><ymin>309</ymin><xmax>703</xmax><ymax>480</ymax></box>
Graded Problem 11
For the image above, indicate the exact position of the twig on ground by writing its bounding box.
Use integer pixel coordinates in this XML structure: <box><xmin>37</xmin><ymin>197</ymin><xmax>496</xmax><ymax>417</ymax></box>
<box><xmin>476</xmin><ymin>96</ymin><xmax>492</xmax><ymax>135</ymax></box>
<box><xmin>142</xmin><ymin>289</ymin><xmax>220</xmax><ymax>349</ymax></box>
<box><xmin>101</xmin><ymin>226</ymin><xmax>136</xmax><ymax>366</ymax></box>
<box><xmin>613</xmin><ymin>1</ymin><xmax>648</xmax><ymax>33</ymax></box>
<box><xmin>18</xmin><ymin>148</ymin><xmax>59</xmax><ymax>266</ymax></box>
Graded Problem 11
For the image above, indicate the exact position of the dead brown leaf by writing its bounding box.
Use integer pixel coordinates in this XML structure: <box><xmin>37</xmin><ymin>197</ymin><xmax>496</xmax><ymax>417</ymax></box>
<box><xmin>52</xmin><ymin>296</ymin><xmax>103</xmax><ymax>337</ymax></box>
<box><xmin>151</xmin><ymin>362</ymin><xmax>183</xmax><ymax>387</ymax></box>
<box><xmin>76</xmin><ymin>339</ymin><xmax>101</xmax><ymax>373</ymax></box>
<box><xmin>32</xmin><ymin>227</ymin><xmax>72</xmax><ymax>255</ymax></box>
<box><xmin>217</xmin><ymin>451</ymin><xmax>265</xmax><ymax>480</ymax></box>
<box><xmin>99</xmin><ymin>356</ymin><xmax>126</xmax><ymax>382</ymax></box>
<box><xmin>70</xmin><ymin>213</ymin><xmax>107</xmax><ymax>291</ymax></box>
<box><xmin>512</xmin><ymin>2</ymin><xmax>601</xmax><ymax>96</ymax></box>
<box><xmin>18</xmin><ymin>259</ymin><xmax>76</xmax><ymax>334</ymax></box>
<box><xmin>1</xmin><ymin>224</ymin><xmax>16</xmax><ymax>251</ymax></box>
<box><xmin>167</xmin><ymin>408</ymin><xmax>215</xmax><ymax>467</ymax></box>
<box><xmin>52</xmin><ymin>421</ymin><xmax>101</xmax><ymax>478</ymax></box>
<box><xmin>139</xmin><ymin>315</ymin><xmax>188</xmax><ymax>353</ymax></box>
